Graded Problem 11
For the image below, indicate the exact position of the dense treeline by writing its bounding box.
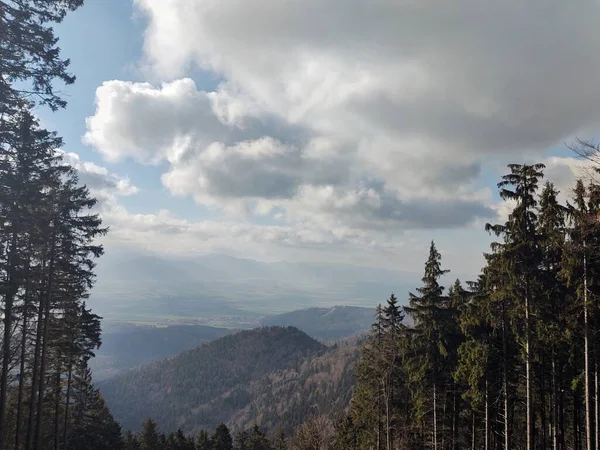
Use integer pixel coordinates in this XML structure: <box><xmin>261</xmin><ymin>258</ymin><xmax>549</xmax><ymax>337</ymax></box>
<box><xmin>1</xmin><ymin>1</ymin><xmax>122</xmax><ymax>449</ymax></box>
<box><xmin>121</xmin><ymin>419</ymin><xmax>281</xmax><ymax>450</ymax></box>
<box><xmin>333</xmin><ymin>162</ymin><xmax>600</xmax><ymax>450</ymax></box>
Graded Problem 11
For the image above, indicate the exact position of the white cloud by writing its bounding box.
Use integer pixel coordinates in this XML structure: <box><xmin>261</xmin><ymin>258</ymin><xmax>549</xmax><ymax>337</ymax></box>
<box><xmin>58</xmin><ymin>151</ymin><xmax>139</xmax><ymax>210</ymax></box>
<box><xmin>84</xmin><ymin>78</ymin><xmax>494</xmax><ymax>230</ymax></box>
<box><xmin>134</xmin><ymin>0</ymin><xmax>600</xmax><ymax>155</ymax></box>
<box><xmin>80</xmin><ymin>0</ymin><xmax>600</xmax><ymax>271</ymax></box>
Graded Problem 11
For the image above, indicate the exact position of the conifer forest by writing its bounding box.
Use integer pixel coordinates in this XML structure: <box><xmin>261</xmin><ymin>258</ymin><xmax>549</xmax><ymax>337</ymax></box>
<box><xmin>4</xmin><ymin>1</ymin><xmax>600</xmax><ymax>450</ymax></box>
<box><xmin>342</xmin><ymin>162</ymin><xmax>600</xmax><ymax>450</ymax></box>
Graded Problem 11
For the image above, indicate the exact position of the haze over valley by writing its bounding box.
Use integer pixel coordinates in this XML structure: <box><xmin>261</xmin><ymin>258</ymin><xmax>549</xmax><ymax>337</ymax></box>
<box><xmin>90</xmin><ymin>250</ymin><xmax>438</xmax><ymax>328</ymax></box>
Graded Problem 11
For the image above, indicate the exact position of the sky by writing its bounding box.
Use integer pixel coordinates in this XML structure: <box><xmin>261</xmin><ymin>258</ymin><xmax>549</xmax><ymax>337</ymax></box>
<box><xmin>35</xmin><ymin>0</ymin><xmax>600</xmax><ymax>277</ymax></box>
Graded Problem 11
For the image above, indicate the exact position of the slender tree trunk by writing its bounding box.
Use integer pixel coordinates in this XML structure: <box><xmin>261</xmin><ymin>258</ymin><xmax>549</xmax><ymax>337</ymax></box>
<box><xmin>559</xmin><ymin>370</ymin><xmax>565</xmax><ymax>450</ymax></box>
<box><xmin>503</xmin><ymin>308</ymin><xmax>510</xmax><ymax>450</ymax></box>
<box><xmin>595</xmin><ymin>293</ymin><xmax>599</xmax><ymax>450</ymax></box>
<box><xmin>576</xmin><ymin>392</ymin><xmax>580</xmax><ymax>450</ymax></box>
<box><xmin>542</xmin><ymin>359</ymin><xmax>548</xmax><ymax>450</ymax></box>
<box><xmin>35</xmin><ymin>238</ymin><xmax>55</xmax><ymax>450</ymax></box>
<box><xmin>577</xmin><ymin>388</ymin><xmax>584</xmax><ymax>450</ymax></box>
<box><xmin>552</xmin><ymin>355</ymin><xmax>558</xmax><ymax>450</ymax></box>
<box><xmin>526</xmin><ymin>286</ymin><xmax>534</xmax><ymax>450</ymax></box>
<box><xmin>377</xmin><ymin>379</ymin><xmax>382</xmax><ymax>450</ymax></box>
<box><xmin>442</xmin><ymin>387</ymin><xmax>447</xmax><ymax>450</ymax></box>
<box><xmin>34</xmin><ymin>290</ymin><xmax>51</xmax><ymax>450</ymax></box>
<box><xmin>594</xmin><ymin>362</ymin><xmax>600</xmax><ymax>450</ymax></box>
<box><xmin>585</xmin><ymin>248</ymin><xmax>594</xmax><ymax>450</ymax></box>
<box><xmin>451</xmin><ymin>389</ymin><xmax>457</xmax><ymax>450</ymax></box>
<box><xmin>433</xmin><ymin>381</ymin><xmax>437</xmax><ymax>450</ymax></box>
<box><xmin>384</xmin><ymin>378</ymin><xmax>391</xmax><ymax>450</ymax></box>
<box><xmin>485</xmin><ymin>377</ymin><xmax>489</xmax><ymax>450</ymax></box>
<box><xmin>471</xmin><ymin>411</ymin><xmax>475</xmax><ymax>450</ymax></box>
<box><xmin>63</xmin><ymin>362</ymin><xmax>73</xmax><ymax>450</ymax></box>
<box><xmin>15</xmin><ymin>263</ymin><xmax>31</xmax><ymax>450</ymax></box>
<box><xmin>26</xmin><ymin>259</ymin><xmax>47</xmax><ymax>450</ymax></box>
<box><xmin>0</xmin><ymin>230</ymin><xmax>18</xmax><ymax>449</ymax></box>
<box><xmin>53</xmin><ymin>361</ymin><xmax>61</xmax><ymax>450</ymax></box>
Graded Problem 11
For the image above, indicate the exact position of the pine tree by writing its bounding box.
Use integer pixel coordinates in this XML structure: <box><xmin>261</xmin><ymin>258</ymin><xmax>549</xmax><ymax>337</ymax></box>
<box><xmin>350</xmin><ymin>304</ymin><xmax>385</xmax><ymax>449</ymax></box>
<box><xmin>196</xmin><ymin>430</ymin><xmax>211</xmax><ymax>450</ymax></box>
<box><xmin>537</xmin><ymin>182</ymin><xmax>569</xmax><ymax>449</ymax></box>
<box><xmin>563</xmin><ymin>179</ymin><xmax>600</xmax><ymax>450</ymax></box>
<box><xmin>139</xmin><ymin>418</ymin><xmax>162</xmax><ymax>450</ymax></box>
<box><xmin>485</xmin><ymin>163</ymin><xmax>545</xmax><ymax>450</ymax></box>
<box><xmin>248</xmin><ymin>425</ymin><xmax>271</xmax><ymax>450</ymax></box>
<box><xmin>273</xmin><ymin>428</ymin><xmax>286</xmax><ymax>450</ymax></box>
<box><xmin>212</xmin><ymin>423</ymin><xmax>234</xmax><ymax>450</ymax></box>
<box><xmin>332</xmin><ymin>414</ymin><xmax>359</xmax><ymax>450</ymax></box>
<box><xmin>124</xmin><ymin>430</ymin><xmax>141</xmax><ymax>450</ymax></box>
<box><xmin>404</xmin><ymin>240</ymin><xmax>450</xmax><ymax>449</ymax></box>
<box><xmin>66</xmin><ymin>366</ymin><xmax>122</xmax><ymax>450</ymax></box>
<box><xmin>236</xmin><ymin>430</ymin><xmax>250</xmax><ymax>450</ymax></box>
<box><xmin>0</xmin><ymin>0</ymin><xmax>84</xmax><ymax>112</ymax></box>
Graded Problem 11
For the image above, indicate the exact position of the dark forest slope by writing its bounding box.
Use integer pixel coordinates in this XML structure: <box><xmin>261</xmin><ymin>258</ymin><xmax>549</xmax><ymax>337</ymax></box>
<box><xmin>99</xmin><ymin>326</ymin><xmax>357</xmax><ymax>434</ymax></box>
<box><xmin>90</xmin><ymin>324</ymin><xmax>234</xmax><ymax>381</ymax></box>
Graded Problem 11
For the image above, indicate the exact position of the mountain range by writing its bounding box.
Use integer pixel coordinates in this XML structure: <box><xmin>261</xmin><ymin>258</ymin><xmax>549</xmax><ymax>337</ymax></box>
<box><xmin>89</xmin><ymin>251</ymin><xmax>425</xmax><ymax>326</ymax></box>
<box><xmin>90</xmin><ymin>305</ymin><xmax>375</xmax><ymax>381</ymax></box>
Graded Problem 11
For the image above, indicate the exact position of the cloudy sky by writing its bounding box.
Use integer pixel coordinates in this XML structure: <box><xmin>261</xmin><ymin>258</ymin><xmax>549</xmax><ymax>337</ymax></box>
<box><xmin>38</xmin><ymin>0</ymin><xmax>600</xmax><ymax>276</ymax></box>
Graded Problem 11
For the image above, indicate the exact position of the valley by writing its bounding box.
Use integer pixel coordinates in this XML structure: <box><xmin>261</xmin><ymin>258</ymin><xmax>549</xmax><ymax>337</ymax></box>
<box><xmin>91</xmin><ymin>305</ymin><xmax>375</xmax><ymax>381</ymax></box>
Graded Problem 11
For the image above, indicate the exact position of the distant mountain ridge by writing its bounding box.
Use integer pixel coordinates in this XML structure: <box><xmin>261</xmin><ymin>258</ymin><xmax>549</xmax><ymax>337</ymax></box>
<box><xmin>259</xmin><ymin>305</ymin><xmax>375</xmax><ymax>341</ymax></box>
<box><xmin>90</xmin><ymin>251</ymin><xmax>424</xmax><ymax>324</ymax></box>
<box><xmin>99</xmin><ymin>326</ymin><xmax>358</xmax><ymax>435</ymax></box>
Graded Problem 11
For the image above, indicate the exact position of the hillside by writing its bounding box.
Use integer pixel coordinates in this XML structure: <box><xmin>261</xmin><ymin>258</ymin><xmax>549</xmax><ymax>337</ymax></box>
<box><xmin>259</xmin><ymin>306</ymin><xmax>375</xmax><ymax>341</ymax></box>
<box><xmin>90</xmin><ymin>324</ymin><xmax>235</xmax><ymax>381</ymax></box>
<box><xmin>99</xmin><ymin>326</ymin><xmax>357</xmax><ymax>435</ymax></box>
<box><xmin>91</xmin><ymin>306</ymin><xmax>372</xmax><ymax>382</ymax></box>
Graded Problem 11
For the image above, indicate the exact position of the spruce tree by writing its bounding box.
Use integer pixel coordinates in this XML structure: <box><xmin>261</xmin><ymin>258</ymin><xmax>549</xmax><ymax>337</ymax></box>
<box><xmin>212</xmin><ymin>423</ymin><xmax>233</xmax><ymax>450</ymax></box>
<box><xmin>404</xmin><ymin>240</ymin><xmax>449</xmax><ymax>449</ymax></box>
<box><xmin>274</xmin><ymin>428</ymin><xmax>286</xmax><ymax>450</ymax></box>
<box><xmin>139</xmin><ymin>418</ymin><xmax>162</xmax><ymax>450</ymax></box>
<box><xmin>485</xmin><ymin>163</ymin><xmax>545</xmax><ymax>450</ymax></box>
<box><xmin>196</xmin><ymin>430</ymin><xmax>211</xmax><ymax>450</ymax></box>
<box><xmin>0</xmin><ymin>0</ymin><xmax>84</xmax><ymax>112</ymax></box>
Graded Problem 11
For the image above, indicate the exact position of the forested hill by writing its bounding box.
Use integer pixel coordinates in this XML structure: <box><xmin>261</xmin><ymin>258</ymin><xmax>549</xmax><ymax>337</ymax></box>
<box><xmin>90</xmin><ymin>324</ymin><xmax>235</xmax><ymax>381</ymax></box>
<box><xmin>99</xmin><ymin>326</ymin><xmax>358</xmax><ymax>435</ymax></box>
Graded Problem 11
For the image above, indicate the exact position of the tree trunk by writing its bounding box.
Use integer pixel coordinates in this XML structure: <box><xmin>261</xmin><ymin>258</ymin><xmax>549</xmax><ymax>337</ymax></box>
<box><xmin>485</xmin><ymin>377</ymin><xmax>489</xmax><ymax>450</ymax></box>
<box><xmin>552</xmin><ymin>355</ymin><xmax>558</xmax><ymax>450</ymax></box>
<box><xmin>26</xmin><ymin>259</ymin><xmax>47</xmax><ymax>450</ymax></box>
<box><xmin>594</xmin><ymin>360</ymin><xmax>600</xmax><ymax>450</ymax></box>
<box><xmin>35</xmin><ymin>238</ymin><xmax>55</xmax><ymax>450</ymax></box>
<box><xmin>595</xmin><ymin>292</ymin><xmax>599</xmax><ymax>450</ymax></box>
<box><xmin>526</xmin><ymin>286</ymin><xmax>534</xmax><ymax>450</ymax></box>
<box><xmin>503</xmin><ymin>307</ymin><xmax>510</xmax><ymax>450</ymax></box>
<box><xmin>15</xmin><ymin>262</ymin><xmax>31</xmax><ymax>450</ymax></box>
<box><xmin>451</xmin><ymin>389</ymin><xmax>457</xmax><ymax>450</ymax></box>
<box><xmin>471</xmin><ymin>412</ymin><xmax>476</xmax><ymax>450</ymax></box>
<box><xmin>442</xmin><ymin>387</ymin><xmax>447</xmax><ymax>450</ymax></box>
<box><xmin>0</xmin><ymin>230</ymin><xmax>18</xmax><ymax>449</ymax></box>
<box><xmin>433</xmin><ymin>381</ymin><xmax>438</xmax><ymax>450</ymax></box>
<box><xmin>53</xmin><ymin>362</ymin><xmax>61</xmax><ymax>450</ymax></box>
<box><xmin>585</xmin><ymin>249</ymin><xmax>594</xmax><ymax>450</ymax></box>
<box><xmin>384</xmin><ymin>377</ymin><xmax>391</xmax><ymax>450</ymax></box>
<box><xmin>377</xmin><ymin>379</ymin><xmax>382</xmax><ymax>450</ymax></box>
<box><xmin>542</xmin><ymin>358</ymin><xmax>548</xmax><ymax>450</ymax></box>
<box><xmin>63</xmin><ymin>362</ymin><xmax>73</xmax><ymax>450</ymax></box>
